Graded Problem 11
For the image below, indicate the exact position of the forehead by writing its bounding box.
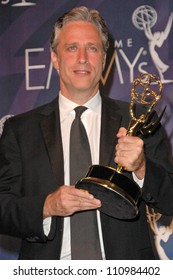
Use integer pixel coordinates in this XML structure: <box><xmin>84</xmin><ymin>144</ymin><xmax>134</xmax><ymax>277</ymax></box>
<box><xmin>58</xmin><ymin>21</ymin><xmax>102</xmax><ymax>44</ymax></box>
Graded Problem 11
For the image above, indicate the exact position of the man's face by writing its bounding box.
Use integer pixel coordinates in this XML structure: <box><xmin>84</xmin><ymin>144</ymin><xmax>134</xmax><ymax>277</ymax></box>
<box><xmin>51</xmin><ymin>21</ymin><xmax>106</xmax><ymax>100</ymax></box>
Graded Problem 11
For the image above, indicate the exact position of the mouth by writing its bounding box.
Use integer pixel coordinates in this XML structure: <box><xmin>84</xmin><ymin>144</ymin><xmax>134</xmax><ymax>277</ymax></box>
<box><xmin>73</xmin><ymin>68</ymin><xmax>91</xmax><ymax>75</ymax></box>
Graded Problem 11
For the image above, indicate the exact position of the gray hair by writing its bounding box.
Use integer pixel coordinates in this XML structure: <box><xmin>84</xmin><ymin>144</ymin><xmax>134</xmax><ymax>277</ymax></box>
<box><xmin>50</xmin><ymin>6</ymin><xmax>110</xmax><ymax>54</ymax></box>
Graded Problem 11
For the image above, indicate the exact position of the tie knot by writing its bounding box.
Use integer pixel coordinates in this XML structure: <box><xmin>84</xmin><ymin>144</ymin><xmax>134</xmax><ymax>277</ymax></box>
<box><xmin>74</xmin><ymin>106</ymin><xmax>87</xmax><ymax>118</ymax></box>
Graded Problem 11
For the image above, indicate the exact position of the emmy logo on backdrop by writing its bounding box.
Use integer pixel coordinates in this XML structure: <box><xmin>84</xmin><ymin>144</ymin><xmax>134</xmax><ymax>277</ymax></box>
<box><xmin>12</xmin><ymin>0</ymin><xmax>35</xmax><ymax>6</ymax></box>
<box><xmin>132</xmin><ymin>6</ymin><xmax>173</xmax><ymax>83</ymax></box>
<box><xmin>76</xmin><ymin>73</ymin><xmax>166</xmax><ymax>220</ymax></box>
<box><xmin>146</xmin><ymin>206</ymin><xmax>173</xmax><ymax>260</ymax></box>
<box><xmin>0</xmin><ymin>115</ymin><xmax>14</xmax><ymax>137</ymax></box>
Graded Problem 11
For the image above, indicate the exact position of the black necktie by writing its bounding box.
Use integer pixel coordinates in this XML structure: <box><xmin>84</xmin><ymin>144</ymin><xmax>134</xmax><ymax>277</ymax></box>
<box><xmin>70</xmin><ymin>106</ymin><xmax>102</xmax><ymax>259</ymax></box>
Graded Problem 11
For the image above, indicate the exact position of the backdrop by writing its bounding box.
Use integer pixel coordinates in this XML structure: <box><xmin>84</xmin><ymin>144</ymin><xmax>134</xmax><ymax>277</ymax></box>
<box><xmin>0</xmin><ymin>0</ymin><xmax>173</xmax><ymax>260</ymax></box>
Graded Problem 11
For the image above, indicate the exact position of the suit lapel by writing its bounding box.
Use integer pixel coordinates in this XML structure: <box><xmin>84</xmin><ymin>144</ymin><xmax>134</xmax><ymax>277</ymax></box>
<box><xmin>40</xmin><ymin>99</ymin><xmax>64</xmax><ymax>186</ymax></box>
<box><xmin>100</xmin><ymin>96</ymin><xmax>122</xmax><ymax>167</ymax></box>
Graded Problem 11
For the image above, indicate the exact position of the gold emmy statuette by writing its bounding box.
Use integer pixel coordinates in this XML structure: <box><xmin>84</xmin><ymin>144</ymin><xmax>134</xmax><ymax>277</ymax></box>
<box><xmin>76</xmin><ymin>73</ymin><xmax>165</xmax><ymax>219</ymax></box>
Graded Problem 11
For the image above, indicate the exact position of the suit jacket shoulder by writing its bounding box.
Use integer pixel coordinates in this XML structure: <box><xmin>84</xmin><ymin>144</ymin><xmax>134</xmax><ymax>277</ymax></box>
<box><xmin>4</xmin><ymin>97</ymin><xmax>59</xmax><ymax>129</ymax></box>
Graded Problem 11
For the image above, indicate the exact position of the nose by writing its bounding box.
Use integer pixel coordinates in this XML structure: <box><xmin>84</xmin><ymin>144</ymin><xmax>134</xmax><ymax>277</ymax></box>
<box><xmin>78</xmin><ymin>47</ymin><xmax>88</xmax><ymax>64</ymax></box>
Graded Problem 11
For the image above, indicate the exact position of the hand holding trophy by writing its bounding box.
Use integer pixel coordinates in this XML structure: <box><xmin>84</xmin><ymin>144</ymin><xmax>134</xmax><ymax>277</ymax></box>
<box><xmin>76</xmin><ymin>73</ymin><xmax>165</xmax><ymax>219</ymax></box>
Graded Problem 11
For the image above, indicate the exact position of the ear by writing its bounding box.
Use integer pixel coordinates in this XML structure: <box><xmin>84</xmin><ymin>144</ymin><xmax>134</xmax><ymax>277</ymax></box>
<box><xmin>51</xmin><ymin>51</ymin><xmax>59</xmax><ymax>70</ymax></box>
<box><xmin>102</xmin><ymin>53</ymin><xmax>107</xmax><ymax>70</ymax></box>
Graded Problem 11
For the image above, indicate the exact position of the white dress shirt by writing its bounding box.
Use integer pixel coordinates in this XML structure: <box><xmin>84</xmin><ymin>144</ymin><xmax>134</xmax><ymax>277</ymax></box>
<box><xmin>43</xmin><ymin>91</ymin><xmax>144</xmax><ymax>260</ymax></box>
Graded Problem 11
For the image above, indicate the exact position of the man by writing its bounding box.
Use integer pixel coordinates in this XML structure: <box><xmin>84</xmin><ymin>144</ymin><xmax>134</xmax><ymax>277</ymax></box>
<box><xmin>0</xmin><ymin>6</ymin><xmax>173</xmax><ymax>260</ymax></box>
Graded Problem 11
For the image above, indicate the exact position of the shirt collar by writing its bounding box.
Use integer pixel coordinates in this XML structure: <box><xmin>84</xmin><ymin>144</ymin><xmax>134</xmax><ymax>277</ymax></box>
<box><xmin>59</xmin><ymin>91</ymin><xmax>101</xmax><ymax>122</ymax></box>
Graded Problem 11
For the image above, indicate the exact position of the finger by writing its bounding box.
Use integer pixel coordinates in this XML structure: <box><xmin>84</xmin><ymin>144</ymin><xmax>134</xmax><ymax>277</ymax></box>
<box><xmin>74</xmin><ymin>188</ymin><xmax>94</xmax><ymax>199</ymax></box>
<box><xmin>116</xmin><ymin>127</ymin><xmax>127</xmax><ymax>138</ymax></box>
<box><xmin>66</xmin><ymin>186</ymin><xmax>101</xmax><ymax>207</ymax></box>
<box><xmin>70</xmin><ymin>194</ymin><xmax>101</xmax><ymax>208</ymax></box>
<box><xmin>73</xmin><ymin>199</ymin><xmax>102</xmax><ymax>213</ymax></box>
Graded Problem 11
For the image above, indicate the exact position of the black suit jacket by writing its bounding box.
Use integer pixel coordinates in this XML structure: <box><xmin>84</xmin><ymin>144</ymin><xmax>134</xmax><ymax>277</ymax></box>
<box><xmin>0</xmin><ymin>94</ymin><xmax>173</xmax><ymax>260</ymax></box>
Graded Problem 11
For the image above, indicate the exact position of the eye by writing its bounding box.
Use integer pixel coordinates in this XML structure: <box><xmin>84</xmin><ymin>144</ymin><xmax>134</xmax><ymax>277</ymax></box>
<box><xmin>88</xmin><ymin>45</ymin><xmax>98</xmax><ymax>52</ymax></box>
<box><xmin>67</xmin><ymin>45</ymin><xmax>77</xmax><ymax>52</ymax></box>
